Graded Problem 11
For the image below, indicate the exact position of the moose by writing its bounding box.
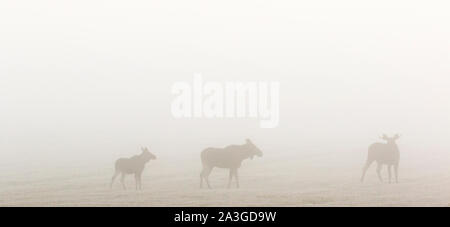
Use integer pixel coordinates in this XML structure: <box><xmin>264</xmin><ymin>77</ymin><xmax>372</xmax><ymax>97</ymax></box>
<box><xmin>361</xmin><ymin>134</ymin><xmax>401</xmax><ymax>183</ymax></box>
<box><xmin>200</xmin><ymin>139</ymin><xmax>263</xmax><ymax>189</ymax></box>
<box><xmin>110</xmin><ymin>147</ymin><xmax>157</xmax><ymax>190</ymax></box>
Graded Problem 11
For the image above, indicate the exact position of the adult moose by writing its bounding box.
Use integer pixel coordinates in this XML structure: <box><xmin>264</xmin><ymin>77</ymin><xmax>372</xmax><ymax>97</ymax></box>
<box><xmin>200</xmin><ymin>139</ymin><xmax>263</xmax><ymax>189</ymax></box>
<box><xmin>361</xmin><ymin>134</ymin><xmax>401</xmax><ymax>183</ymax></box>
<box><xmin>110</xmin><ymin>147</ymin><xmax>157</xmax><ymax>190</ymax></box>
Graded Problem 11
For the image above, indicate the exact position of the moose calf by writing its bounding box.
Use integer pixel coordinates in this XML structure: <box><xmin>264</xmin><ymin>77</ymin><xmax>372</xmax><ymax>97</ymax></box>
<box><xmin>110</xmin><ymin>147</ymin><xmax>157</xmax><ymax>190</ymax></box>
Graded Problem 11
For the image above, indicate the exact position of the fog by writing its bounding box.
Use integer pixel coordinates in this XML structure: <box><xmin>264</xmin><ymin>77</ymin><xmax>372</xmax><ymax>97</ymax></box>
<box><xmin>1</xmin><ymin>1</ymin><xmax>449</xmax><ymax>206</ymax></box>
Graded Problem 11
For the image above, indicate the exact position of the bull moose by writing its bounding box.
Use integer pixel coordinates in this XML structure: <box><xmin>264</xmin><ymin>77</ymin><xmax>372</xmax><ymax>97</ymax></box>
<box><xmin>361</xmin><ymin>134</ymin><xmax>401</xmax><ymax>183</ymax></box>
<box><xmin>200</xmin><ymin>139</ymin><xmax>263</xmax><ymax>189</ymax></box>
<box><xmin>110</xmin><ymin>147</ymin><xmax>157</xmax><ymax>190</ymax></box>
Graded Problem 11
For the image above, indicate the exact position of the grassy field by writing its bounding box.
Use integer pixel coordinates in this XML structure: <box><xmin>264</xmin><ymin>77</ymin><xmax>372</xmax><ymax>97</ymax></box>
<box><xmin>1</xmin><ymin>151</ymin><xmax>450</xmax><ymax>207</ymax></box>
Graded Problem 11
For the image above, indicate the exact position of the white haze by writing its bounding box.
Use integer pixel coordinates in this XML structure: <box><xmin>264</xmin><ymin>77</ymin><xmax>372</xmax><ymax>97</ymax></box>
<box><xmin>0</xmin><ymin>1</ymin><xmax>449</xmax><ymax>206</ymax></box>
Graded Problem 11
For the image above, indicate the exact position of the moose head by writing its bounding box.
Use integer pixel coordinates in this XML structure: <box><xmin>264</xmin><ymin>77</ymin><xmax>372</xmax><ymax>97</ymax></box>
<box><xmin>381</xmin><ymin>134</ymin><xmax>400</xmax><ymax>144</ymax></box>
<box><xmin>246</xmin><ymin>139</ymin><xmax>263</xmax><ymax>159</ymax></box>
<box><xmin>141</xmin><ymin>147</ymin><xmax>157</xmax><ymax>161</ymax></box>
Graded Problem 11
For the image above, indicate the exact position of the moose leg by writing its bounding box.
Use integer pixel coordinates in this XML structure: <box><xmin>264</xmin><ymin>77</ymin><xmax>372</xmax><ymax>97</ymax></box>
<box><xmin>200</xmin><ymin>167</ymin><xmax>207</xmax><ymax>188</ymax></box>
<box><xmin>138</xmin><ymin>174</ymin><xmax>142</xmax><ymax>190</ymax></box>
<box><xmin>110</xmin><ymin>170</ymin><xmax>119</xmax><ymax>189</ymax></box>
<box><xmin>205</xmin><ymin>167</ymin><xmax>213</xmax><ymax>189</ymax></box>
<box><xmin>135</xmin><ymin>174</ymin><xmax>140</xmax><ymax>190</ymax></box>
<box><xmin>376</xmin><ymin>163</ymin><xmax>383</xmax><ymax>182</ymax></box>
<box><xmin>201</xmin><ymin>166</ymin><xmax>213</xmax><ymax>189</ymax></box>
<box><xmin>120</xmin><ymin>173</ymin><xmax>126</xmax><ymax>190</ymax></box>
<box><xmin>200</xmin><ymin>167</ymin><xmax>209</xmax><ymax>188</ymax></box>
<box><xmin>200</xmin><ymin>169</ymin><xmax>204</xmax><ymax>189</ymax></box>
<box><xmin>394</xmin><ymin>164</ymin><xmax>399</xmax><ymax>183</ymax></box>
<box><xmin>227</xmin><ymin>169</ymin><xmax>234</xmax><ymax>189</ymax></box>
<box><xmin>361</xmin><ymin>159</ymin><xmax>373</xmax><ymax>182</ymax></box>
<box><xmin>388</xmin><ymin>165</ymin><xmax>392</xmax><ymax>184</ymax></box>
<box><xmin>234</xmin><ymin>169</ymin><xmax>240</xmax><ymax>188</ymax></box>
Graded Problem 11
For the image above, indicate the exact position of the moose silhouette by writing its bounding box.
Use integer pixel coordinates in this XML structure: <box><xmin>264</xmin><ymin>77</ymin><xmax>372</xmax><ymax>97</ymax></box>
<box><xmin>110</xmin><ymin>147</ymin><xmax>157</xmax><ymax>190</ymax></box>
<box><xmin>361</xmin><ymin>134</ymin><xmax>401</xmax><ymax>183</ymax></box>
<box><xmin>200</xmin><ymin>139</ymin><xmax>263</xmax><ymax>189</ymax></box>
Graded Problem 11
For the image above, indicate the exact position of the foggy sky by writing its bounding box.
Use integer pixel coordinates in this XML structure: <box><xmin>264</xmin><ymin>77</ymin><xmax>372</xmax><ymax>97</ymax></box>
<box><xmin>1</xmin><ymin>1</ymin><xmax>449</xmax><ymax>165</ymax></box>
